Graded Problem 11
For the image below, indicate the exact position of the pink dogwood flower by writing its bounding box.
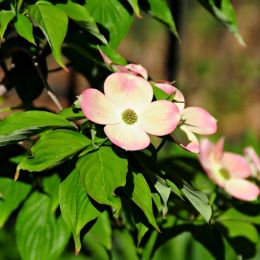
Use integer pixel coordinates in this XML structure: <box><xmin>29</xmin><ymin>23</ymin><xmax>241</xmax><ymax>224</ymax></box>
<box><xmin>80</xmin><ymin>72</ymin><xmax>180</xmax><ymax>151</ymax></box>
<box><xmin>199</xmin><ymin>138</ymin><xmax>259</xmax><ymax>201</ymax></box>
<box><xmin>154</xmin><ymin>82</ymin><xmax>217</xmax><ymax>153</ymax></box>
<box><xmin>244</xmin><ymin>147</ymin><xmax>260</xmax><ymax>179</ymax></box>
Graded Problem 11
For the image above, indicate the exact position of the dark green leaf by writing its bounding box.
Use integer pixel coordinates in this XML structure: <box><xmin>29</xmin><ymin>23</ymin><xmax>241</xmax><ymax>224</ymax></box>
<box><xmin>125</xmin><ymin>171</ymin><xmax>159</xmax><ymax>230</ymax></box>
<box><xmin>59</xmin><ymin>170</ymin><xmax>100</xmax><ymax>254</ymax></box>
<box><xmin>198</xmin><ymin>0</ymin><xmax>245</xmax><ymax>46</ymax></box>
<box><xmin>14</xmin><ymin>14</ymin><xmax>35</xmax><ymax>44</ymax></box>
<box><xmin>16</xmin><ymin>192</ymin><xmax>70</xmax><ymax>260</ymax></box>
<box><xmin>181</xmin><ymin>181</ymin><xmax>212</xmax><ymax>222</ymax></box>
<box><xmin>85</xmin><ymin>0</ymin><xmax>133</xmax><ymax>48</ymax></box>
<box><xmin>29</xmin><ymin>1</ymin><xmax>68</xmax><ymax>68</ymax></box>
<box><xmin>0</xmin><ymin>111</ymin><xmax>75</xmax><ymax>146</ymax></box>
<box><xmin>56</xmin><ymin>0</ymin><xmax>107</xmax><ymax>44</ymax></box>
<box><xmin>17</xmin><ymin>130</ymin><xmax>91</xmax><ymax>172</ymax></box>
<box><xmin>77</xmin><ymin>146</ymin><xmax>128</xmax><ymax>215</ymax></box>
<box><xmin>0</xmin><ymin>178</ymin><xmax>30</xmax><ymax>228</ymax></box>
<box><xmin>0</xmin><ymin>10</ymin><xmax>15</xmax><ymax>39</ymax></box>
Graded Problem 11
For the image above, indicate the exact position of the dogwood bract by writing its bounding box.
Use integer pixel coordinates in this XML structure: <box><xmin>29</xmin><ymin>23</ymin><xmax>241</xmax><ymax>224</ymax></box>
<box><xmin>81</xmin><ymin>72</ymin><xmax>180</xmax><ymax>151</ymax></box>
<box><xmin>244</xmin><ymin>147</ymin><xmax>260</xmax><ymax>179</ymax></box>
<box><xmin>154</xmin><ymin>82</ymin><xmax>217</xmax><ymax>153</ymax></box>
<box><xmin>199</xmin><ymin>138</ymin><xmax>259</xmax><ymax>201</ymax></box>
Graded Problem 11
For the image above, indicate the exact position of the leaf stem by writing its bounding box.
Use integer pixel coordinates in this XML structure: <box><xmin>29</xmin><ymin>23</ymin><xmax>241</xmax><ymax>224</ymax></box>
<box><xmin>33</xmin><ymin>57</ymin><xmax>63</xmax><ymax>111</ymax></box>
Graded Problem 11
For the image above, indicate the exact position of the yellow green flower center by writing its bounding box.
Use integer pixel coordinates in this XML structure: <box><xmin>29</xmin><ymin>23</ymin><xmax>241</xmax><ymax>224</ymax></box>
<box><xmin>122</xmin><ymin>109</ymin><xmax>138</xmax><ymax>125</ymax></box>
<box><xmin>219</xmin><ymin>168</ymin><xmax>230</xmax><ymax>180</ymax></box>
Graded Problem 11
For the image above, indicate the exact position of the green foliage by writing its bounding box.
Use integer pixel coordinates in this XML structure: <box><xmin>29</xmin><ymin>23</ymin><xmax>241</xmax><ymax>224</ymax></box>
<box><xmin>0</xmin><ymin>0</ymin><xmax>257</xmax><ymax>259</ymax></box>
<box><xmin>77</xmin><ymin>146</ymin><xmax>128</xmax><ymax>215</ymax></box>
<box><xmin>0</xmin><ymin>111</ymin><xmax>75</xmax><ymax>146</ymax></box>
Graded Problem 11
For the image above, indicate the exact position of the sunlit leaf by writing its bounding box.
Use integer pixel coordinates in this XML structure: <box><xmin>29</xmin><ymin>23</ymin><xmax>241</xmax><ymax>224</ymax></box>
<box><xmin>77</xmin><ymin>146</ymin><xmax>128</xmax><ymax>215</ymax></box>
<box><xmin>16</xmin><ymin>192</ymin><xmax>70</xmax><ymax>260</ymax></box>
<box><xmin>59</xmin><ymin>170</ymin><xmax>100</xmax><ymax>254</ymax></box>
<box><xmin>29</xmin><ymin>1</ymin><xmax>68</xmax><ymax>69</ymax></box>
<box><xmin>0</xmin><ymin>111</ymin><xmax>75</xmax><ymax>146</ymax></box>
<box><xmin>17</xmin><ymin>130</ymin><xmax>91</xmax><ymax>172</ymax></box>
<box><xmin>0</xmin><ymin>178</ymin><xmax>30</xmax><ymax>228</ymax></box>
<box><xmin>0</xmin><ymin>10</ymin><xmax>15</xmax><ymax>39</ymax></box>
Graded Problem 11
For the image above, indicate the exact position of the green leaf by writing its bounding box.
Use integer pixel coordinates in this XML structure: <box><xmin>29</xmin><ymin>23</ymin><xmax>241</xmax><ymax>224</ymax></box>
<box><xmin>85</xmin><ymin>0</ymin><xmax>133</xmax><ymax>48</ymax></box>
<box><xmin>218</xmin><ymin>208</ymin><xmax>260</xmax><ymax>224</ymax></box>
<box><xmin>14</xmin><ymin>14</ymin><xmax>35</xmax><ymax>44</ymax></box>
<box><xmin>198</xmin><ymin>0</ymin><xmax>245</xmax><ymax>46</ymax></box>
<box><xmin>29</xmin><ymin>1</ymin><xmax>68</xmax><ymax>69</ymax></box>
<box><xmin>181</xmin><ymin>181</ymin><xmax>212</xmax><ymax>223</ymax></box>
<box><xmin>125</xmin><ymin>171</ymin><xmax>159</xmax><ymax>231</ymax></box>
<box><xmin>55</xmin><ymin>0</ymin><xmax>107</xmax><ymax>44</ymax></box>
<box><xmin>0</xmin><ymin>111</ymin><xmax>75</xmax><ymax>146</ymax></box>
<box><xmin>151</xmin><ymin>83</ymin><xmax>171</xmax><ymax>100</ymax></box>
<box><xmin>17</xmin><ymin>130</ymin><xmax>91</xmax><ymax>172</ymax></box>
<box><xmin>84</xmin><ymin>211</ymin><xmax>112</xmax><ymax>250</ymax></box>
<box><xmin>127</xmin><ymin>0</ymin><xmax>141</xmax><ymax>17</ymax></box>
<box><xmin>16</xmin><ymin>192</ymin><xmax>70</xmax><ymax>260</ymax></box>
<box><xmin>58</xmin><ymin>107</ymin><xmax>85</xmax><ymax>121</ymax></box>
<box><xmin>76</xmin><ymin>146</ymin><xmax>128</xmax><ymax>215</ymax></box>
<box><xmin>111</xmin><ymin>229</ymin><xmax>139</xmax><ymax>260</ymax></box>
<box><xmin>0</xmin><ymin>178</ymin><xmax>31</xmax><ymax>228</ymax></box>
<box><xmin>0</xmin><ymin>10</ymin><xmax>15</xmax><ymax>39</ymax></box>
<box><xmin>154</xmin><ymin>180</ymin><xmax>171</xmax><ymax>217</ymax></box>
<box><xmin>43</xmin><ymin>174</ymin><xmax>60</xmax><ymax>212</ymax></box>
<box><xmin>143</xmin><ymin>0</ymin><xmax>179</xmax><ymax>39</ymax></box>
<box><xmin>59</xmin><ymin>170</ymin><xmax>100</xmax><ymax>254</ymax></box>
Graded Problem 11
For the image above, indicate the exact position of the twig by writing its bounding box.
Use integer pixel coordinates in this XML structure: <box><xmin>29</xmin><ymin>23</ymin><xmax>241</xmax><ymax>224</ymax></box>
<box><xmin>33</xmin><ymin>56</ymin><xmax>63</xmax><ymax>111</ymax></box>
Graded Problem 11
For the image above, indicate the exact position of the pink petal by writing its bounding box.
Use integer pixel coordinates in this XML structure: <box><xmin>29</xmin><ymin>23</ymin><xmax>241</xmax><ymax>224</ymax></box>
<box><xmin>213</xmin><ymin>137</ymin><xmax>225</xmax><ymax>162</ymax></box>
<box><xmin>244</xmin><ymin>147</ymin><xmax>260</xmax><ymax>172</ymax></box>
<box><xmin>222</xmin><ymin>152</ymin><xmax>251</xmax><ymax>178</ymax></box>
<box><xmin>138</xmin><ymin>100</ymin><xmax>180</xmax><ymax>136</ymax></box>
<box><xmin>182</xmin><ymin>107</ymin><xmax>217</xmax><ymax>135</ymax></box>
<box><xmin>99</xmin><ymin>48</ymin><xmax>112</xmax><ymax>66</ymax></box>
<box><xmin>81</xmin><ymin>89</ymin><xmax>120</xmax><ymax>125</ymax></box>
<box><xmin>125</xmin><ymin>64</ymin><xmax>148</xmax><ymax>79</ymax></box>
<box><xmin>153</xmin><ymin>83</ymin><xmax>185</xmax><ymax>112</ymax></box>
<box><xmin>104</xmin><ymin>72</ymin><xmax>153</xmax><ymax>112</ymax></box>
<box><xmin>225</xmin><ymin>179</ymin><xmax>259</xmax><ymax>201</ymax></box>
<box><xmin>171</xmin><ymin>125</ymin><xmax>200</xmax><ymax>153</ymax></box>
<box><xmin>104</xmin><ymin>123</ymin><xmax>150</xmax><ymax>151</ymax></box>
<box><xmin>199</xmin><ymin>139</ymin><xmax>225</xmax><ymax>186</ymax></box>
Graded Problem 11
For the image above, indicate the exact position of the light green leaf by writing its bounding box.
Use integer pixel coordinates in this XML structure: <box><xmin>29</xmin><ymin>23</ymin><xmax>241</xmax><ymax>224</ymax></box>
<box><xmin>76</xmin><ymin>146</ymin><xmax>128</xmax><ymax>215</ymax></box>
<box><xmin>198</xmin><ymin>0</ymin><xmax>245</xmax><ymax>46</ymax></box>
<box><xmin>17</xmin><ymin>130</ymin><xmax>91</xmax><ymax>172</ymax></box>
<box><xmin>29</xmin><ymin>1</ymin><xmax>68</xmax><ymax>69</ymax></box>
<box><xmin>85</xmin><ymin>0</ymin><xmax>133</xmax><ymax>48</ymax></box>
<box><xmin>154</xmin><ymin>180</ymin><xmax>171</xmax><ymax>217</ymax></box>
<box><xmin>0</xmin><ymin>111</ymin><xmax>75</xmax><ymax>146</ymax></box>
<box><xmin>136</xmin><ymin>222</ymin><xmax>149</xmax><ymax>246</ymax></box>
<box><xmin>0</xmin><ymin>178</ymin><xmax>31</xmax><ymax>228</ymax></box>
<box><xmin>125</xmin><ymin>171</ymin><xmax>159</xmax><ymax>231</ymax></box>
<box><xmin>84</xmin><ymin>211</ymin><xmax>112</xmax><ymax>250</ymax></box>
<box><xmin>14</xmin><ymin>14</ymin><xmax>35</xmax><ymax>44</ymax></box>
<box><xmin>182</xmin><ymin>181</ymin><xmax>212</xmax><ymax>223</ymax></box>
<box><xmin>56</xmin><ymin>0</ymin><xmax>107</xmax><ymax>44</ymax></box>
<box><xmin>16</xmin><ymin>192</ymin><xmax>70</xmax><ymax>260</ymax></box>
<box><xmin>127</xmin><ymin>0</ymin><xmax>141</xmax><ymax>17</ymax></box>
<box><xmin>217</xmin><ymin>208</ymin><xmax>260</xmax><ymax>225</ymax></box>
<box><xmin>43</xmin><ymin>174</ymin><xmax>60</xmax><ymax>212</ymax></box>
<box><xmin>0</xmin><ymin>10</ymin><xmax>15</xmax><ymax>39</ymax></box>
<box><xmin>219</xmin><ymin>220</ymin><xmax>259</xmax><ymax>243</ymax></box>
<box><xmin>144</xmin><ymin>0</ymin><xmax>179</xmax><ymax>39</ymax></box>
<box><xmin>58</xmin><ymin>107</ymin><xmax>85</xmax><ymax>121</ymax></box>
<box><xmin>59</xmin><ymin>170</ymin><xmax>100</xmax><ymax>254</ymax></box>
